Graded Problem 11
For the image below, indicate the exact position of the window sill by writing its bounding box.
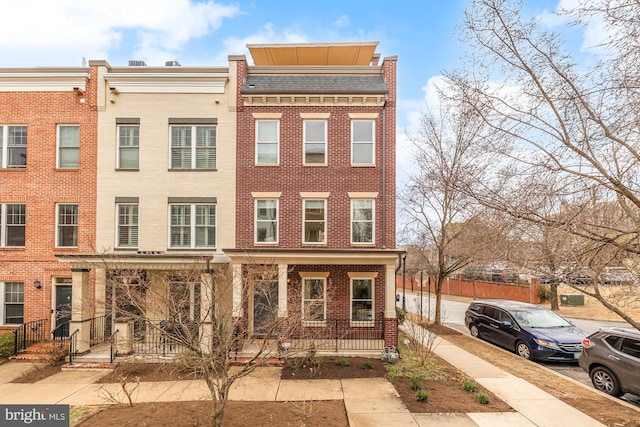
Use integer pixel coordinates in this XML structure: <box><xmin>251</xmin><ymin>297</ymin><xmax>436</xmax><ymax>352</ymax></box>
<box><xmin>255</xmin><ymin>163</ymin><xmax>280</xmax><ymax>167</ymax></box>
<box><xmin>350</xmin><ymin>242</ymin><xmax>375</xmax><ymax>247</ymax></box>
<box><xmin>55</xmin><ymin>168</ymin><xmax>79</xmax><ymax>172</ymax></box>
<box><xmin>0</xmin><ymin>246</ymin><xmax>25</xmax><ymax>251</ymax></box>
<box><xmin>255</xmin><ymin>242</ymin><xmax>279</xmax><ymax>245</ymax></box>
<box><xmin>167</xmin><ymin>247</ymin><xmax>217</xmax><ymax>251</ymax></box>
<box><xmin>115</xmin><ymin>168</ymin><xmax>140</xmax><ymax>172</ymax></box>
<box><xmin>168</xmin><ymin>168</ymin><xmax>218</xmax><ymax>172</ymax></box>
<box><xmin>302</xmin><ymin>321</ymin><xmax>327</xmax><ymax>327</ymax></box>
<box><xmin>114</xmin><ymin>247</ymin><xmax>139</xmax><ymax>251</ymax></box>
<box><xmin>350</xmin><ymin>164</ymin><xmax>376</xmax><ymax>167</ymax></box>
<box><xmin>350</xmin><ymin>321</ymin><xmax>375</xmax><ymax>327</ymax></box>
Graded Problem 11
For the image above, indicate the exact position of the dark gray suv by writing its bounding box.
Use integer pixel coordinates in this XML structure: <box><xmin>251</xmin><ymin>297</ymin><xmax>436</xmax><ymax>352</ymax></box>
<box><xmin>579</xmin><ymin>327</ymin><xmax>640</xmax><ymax>397</ymax></box>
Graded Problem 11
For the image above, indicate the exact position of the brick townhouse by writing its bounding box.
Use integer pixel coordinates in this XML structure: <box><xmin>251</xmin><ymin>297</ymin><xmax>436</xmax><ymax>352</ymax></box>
<box><xmin>0</xmin><ymin>66</ymin><xmax>97</xmax><ymax>334</ymax></box>
<box><xmin>226</xmin><ymin>42</ymin><xmax>401</xmax><ymax>349</ymax></box>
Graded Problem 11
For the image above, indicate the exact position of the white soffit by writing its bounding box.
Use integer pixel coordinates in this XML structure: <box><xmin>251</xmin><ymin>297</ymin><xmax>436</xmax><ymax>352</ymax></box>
<box><xmin>0</xmin><ymin>72</ymin><xmax>88</xmax><ymax>92</ymax></box>
<box><xmin>106</xmin><ymin>73</ymin><xmax>228</xmax><ymax>94</ymax></box>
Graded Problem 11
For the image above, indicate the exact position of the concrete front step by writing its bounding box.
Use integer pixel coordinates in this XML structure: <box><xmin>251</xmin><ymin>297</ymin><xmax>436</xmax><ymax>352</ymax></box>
<box><xmin>62</xmin><ymin>362</ymin><xmax>116</xmax><ymax>371</ymax></box>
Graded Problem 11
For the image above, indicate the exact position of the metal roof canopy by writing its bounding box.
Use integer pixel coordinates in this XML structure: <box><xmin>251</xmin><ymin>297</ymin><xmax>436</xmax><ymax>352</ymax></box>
<box><xmin>247</xmin><ymin>42</ymin><xmax>379</xmax><ymax>66</ymax></box>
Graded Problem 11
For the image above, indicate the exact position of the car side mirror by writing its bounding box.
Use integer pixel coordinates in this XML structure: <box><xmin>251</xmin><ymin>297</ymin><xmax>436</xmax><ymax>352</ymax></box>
<box><xmin>502</xmin><ymin>321</ymin><xmax>513</xmax><ymax>328</ymax></box>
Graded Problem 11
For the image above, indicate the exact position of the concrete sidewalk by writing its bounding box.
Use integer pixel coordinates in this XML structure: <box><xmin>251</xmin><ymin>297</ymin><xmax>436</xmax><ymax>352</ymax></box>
<box><xmin>0</xmin><ymin>334</ymin><xmax>617</xmax><ymax>427</ymax></box>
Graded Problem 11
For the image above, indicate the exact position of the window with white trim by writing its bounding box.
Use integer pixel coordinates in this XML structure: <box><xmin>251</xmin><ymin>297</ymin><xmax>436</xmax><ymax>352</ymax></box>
<box><xmin>303</xmin><ymin>199</ymin><xmax>326</xmax><ymax>244</ymax></box>
<box><xmin>351</xmin><ymin>199</ymin><xmax>374</xmax><ymax>244</ymax></box>
<box><xmin>255</xmin><ymin>199</ymin><xmax>278</xmax><ymax>243</ymax></box>
<box><xmin>1</xmin><ymin>282</ymin><xmax>23</xmax><ymax>324</ymax></box>
<box><xmin>170</xmin><ymin>125</ymin><xmax>216</xmax><ymax>170</ymax></box>
<box><xmin>303</xmin><ymin>120</ymin><xmax>326</xmax><ymax>165</ymax></box>
<box><xmin>351</xmin><ymin>120</ymin><xmax>375</xmax><ymax>165</ymax></box>
<box><xmin>169</xmin><ymin>204</ymin><xmax>216</xmax><ymax>248</ymax></box>
<box><xmin>0</xmin><ymin>125</ymin><xmax>27</xmax><ymax>168</ymax></box>
<box><xmin>256</xmin><ymin>120</ymin><xmax>279</xmax><ymax>165</ymax></box>
<box><xmin>56</xmin><ymin>204</ymin><xmax>78</xmax><ymax>247</ymax></box>
<box><xmin>117</xmin><ymin>204</ymin><xmax>138</xmax><ymax>248</ymax></box>
<box><xmin>351</xmin><ymin>278</ymin><xmax>374</xmax><ymax>322</ymax></box>
<box><xmin>0</xmin><ymin>204</ymin><xmax>25</xmax><ymax>247</ymax></box>
<box><xmin>303</xmin><ymin>277</ymin><xmax>326</xmax><ymax>322</ymax></box>
<box><xmin>57</xmin><ymin>125</ymin><xmax>80</xmax><ymax>168</ymax></box>
<box><xmin>118</xmin><ymin>125</ymin><xmax>139</xmax><ymax>169</ymax></box>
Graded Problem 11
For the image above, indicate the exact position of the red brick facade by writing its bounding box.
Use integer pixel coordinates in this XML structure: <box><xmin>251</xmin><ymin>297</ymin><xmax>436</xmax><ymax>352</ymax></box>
<box><xmin>0</xmin><ymin>70</ymin><xmax>97</xmax><ymax>331</ymax></box>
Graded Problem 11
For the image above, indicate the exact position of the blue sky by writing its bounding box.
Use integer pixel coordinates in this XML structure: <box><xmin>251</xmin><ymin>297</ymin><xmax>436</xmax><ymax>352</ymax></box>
<box><xmin>1</xmin><ymin>0</ymin><xmax>576</xmax><ymax>178</ymax></box>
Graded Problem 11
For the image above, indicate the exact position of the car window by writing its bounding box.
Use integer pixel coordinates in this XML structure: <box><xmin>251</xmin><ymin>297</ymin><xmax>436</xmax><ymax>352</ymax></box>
<box><xmin>482</xmin><ymin>306</ymin><xmax>496</xmax><ymax>319</ymax></box>
<box><xmin>620</xmin><ymin>338</ymin><xmax>640</xmax><ymax>359</ymax></box>
<box><xmin>468</xmin><ymin>304</ymin><xmax>482</xmax><ymax>313</ymax></box>
<box><xmin>495</xmin><ymin>310</ymin><xmax>512</xmax><ymax>323</ymax></box>
<box><xmin>604</xmin><ymin>335</ymin><xmax>623</xmax><ymax>350</ymax></box>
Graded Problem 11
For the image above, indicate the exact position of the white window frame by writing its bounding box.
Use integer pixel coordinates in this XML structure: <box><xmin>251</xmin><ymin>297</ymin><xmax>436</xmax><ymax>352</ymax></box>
<box><xmin>351</xmin><ymin>120</ymin><xmax>375</xmax><ymax>165</ymax></box>
<box><xmin>168</xmin><ymin>203</ymin><xmax>216</xmax><ymax>249</ymax></box>
<box><xmin>0</xmin><ymin>125</ymin><xmax>27</xmax><ymax>168</ymax></box>
<box><xmin>256</xmin><ymin>120</ymin><xmax>280</xmax><ymax>165</ymax></box>
<box><xmin>350</xmin><ymin>199</ymin><xmax>375</xmax><ymax>245</ymax></box>
<box><xmin>170</xmin><ymin>125</ymin><xmax>217</xmax><ymax>170</ymax></box>
<box><xmin>350</xmin><ymin>277</ymin><xmax>375</xmax><ymax>324</ymax></box>
<box><xmin>57</xmin><ymin>124</ymin><xmax>80</xmax><ymax>169</ymax></box>
<box><xmin>117</xmin><ymin>125</ymin><xmax>140</xmax><ymax>170</ymax></box>
<box><xmin>56</xmin><ymin>203</ymin><xmax>78</xmax><ymax>247</ymax></box>
<box><xmin>302</xmin><ymin>276</ymin><xmax>327</xmax><ymax>324</ymax></box>
<box><xmin>0</xmin><ymin>281</ymin><xmax>24</xmax><ymax>325</ymax></box>
<box><xmin>303</xmin><ymin>120</ymin><xmax>327</xmax><ymax>165</ymax></box>
<box><xmin>255</xmin><ymin>199</ymin><xmax>279</xmax><ymax>244</ymax></box>
<box><xmin>0</xmin><ymin>204</ymin><xmax>26</xmax><ymax>247</ymax></box>
<box><xmin>116</xmin><ymin>203</ymin><xmax>139</xmax><ymax>248</ymax></box>
<box><xmin>303</xmin><ymin>199</ymin><xmax>327</xmax><ymax>245</ymax></box>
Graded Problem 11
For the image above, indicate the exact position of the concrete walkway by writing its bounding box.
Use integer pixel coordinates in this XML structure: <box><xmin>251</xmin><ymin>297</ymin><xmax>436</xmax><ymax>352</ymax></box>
<box><xmin>0</xmin><ymin>334</ymin><xmax>620</xmax><ymax>427</ymax></box>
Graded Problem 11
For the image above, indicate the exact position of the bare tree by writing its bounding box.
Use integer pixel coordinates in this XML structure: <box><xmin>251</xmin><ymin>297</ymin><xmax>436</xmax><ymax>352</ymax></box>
<box><xmin>101</xmin><ymin>260</ymin><xmax>308</xmax><ymax>427</ymax></box>
<box><xmin>400</xmin><ymin>92</ymin><xmax>496</xmax><ymax>325</ymax></box>
<box><xmin>446</xmin><ymin>0</ymin><xmax>640</xmax><ymax>328</ymax></box>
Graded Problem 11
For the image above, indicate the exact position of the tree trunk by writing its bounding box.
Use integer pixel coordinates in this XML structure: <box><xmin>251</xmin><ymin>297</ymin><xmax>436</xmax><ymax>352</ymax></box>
<box><xmin>550</xmin><ymin>283</ymin><xmax>559</xmax><ymax>310</ymax></box>
<box><xmin>434</xmin><ymin>276</ymin><xmax>444</xmax><ymax>325</ymax></box>
<box><xmin>208</xmin><ymin>376</ymin><xmax>231</xmax><ymax>427</ymax></box>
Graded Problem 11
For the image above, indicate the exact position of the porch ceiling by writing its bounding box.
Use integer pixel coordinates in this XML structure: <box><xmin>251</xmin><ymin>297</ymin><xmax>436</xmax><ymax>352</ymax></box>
<box><xmin>55</xmin><ymin>253</ymin><xmax>230</xmax><ymax>270</ymax></box>
<box><xmin>247</xmin><ymin>42</ymin><xmax>379</xmax><ymax>66</ymax></box>
<box><xmin>223</xmin><ymin>248</ymin><xmax>403</xmax><ymax>266</ymax></box>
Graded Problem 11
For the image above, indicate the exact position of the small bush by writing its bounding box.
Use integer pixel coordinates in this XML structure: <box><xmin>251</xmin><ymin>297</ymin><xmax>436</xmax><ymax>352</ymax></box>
<box><xmin>309</xmin><ymin>356</ymin><xmax>323</xmax><ymax>368</ymax></box>
<box><xmin>475</xmin><ymin>392</ymin><xmax>491</xmax><ymax>404</ymax></box>
<box><xmin>539</xmin><ymin>285</ymin><xmax>552</xmax><ymax>302</ymax></box>
<box><xmin>287</xmin><ymin>359</ymin><xmax>300</xmax><ymax>370</ymax></box>
<box><xmin>461</xmin><ymin>378</ymin><xmax>479</xmax><ymax>392</ymax></box>
<box><xmin>416</xmin><ymin>390</ymin><xmax>429</xmax><ymax>402</ymax></box>
<box><xmin>362</xmin><ymin>361</ymin><xmax>373</xmax><ymax>370</ymax></box>
<box><xmin>336</xmin><ymin>358</ymin><xmax>350</xmax><ymax>368</ymax></box>
<box><xmin>0</xmin><ymin>334</ymin><xmax>14</xmax><ymax>358</ymax></box>
<box><xmin>396</xmin><ymin>307</ymin><xmax>406</xmax><ymax>325</ymax></box>
<box><xmin>410</xmin><ymin>376</ymin><xmax>422</xmax><ymax>391</ymax></box>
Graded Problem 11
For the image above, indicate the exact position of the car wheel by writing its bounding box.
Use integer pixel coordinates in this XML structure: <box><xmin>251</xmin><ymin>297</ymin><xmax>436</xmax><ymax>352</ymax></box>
<box><xmin>469</xmin><ymin>324</ymin><xmax>480</xmax><ymax>338</ymax></box>
<box><xmin>591</xmin><ymin>366</ymin><xmax>623</xmax><ymax>397</ymax></box>
<box><xmin>516</xmin><ymin>341</ymin><xmax>533</xmax><ymax>360</ymax></box>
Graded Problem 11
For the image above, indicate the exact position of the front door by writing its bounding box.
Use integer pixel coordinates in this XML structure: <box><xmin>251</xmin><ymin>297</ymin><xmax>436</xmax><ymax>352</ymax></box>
<box><xmin>252</xmin><ymin>280</ymin><xmax>278</xmax><ymax>335</ymax></box>
<box><xmin>55</xmin><ymin>285</ymin><xmax>72</xmax><ymax>337</ymax></box>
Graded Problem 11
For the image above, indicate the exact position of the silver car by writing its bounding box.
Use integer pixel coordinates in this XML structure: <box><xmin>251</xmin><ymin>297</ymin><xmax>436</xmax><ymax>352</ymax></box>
<box><xmin>579</xmin><ymin>327</ymin><xmax>640</xmax><ymax>397</ymax></box>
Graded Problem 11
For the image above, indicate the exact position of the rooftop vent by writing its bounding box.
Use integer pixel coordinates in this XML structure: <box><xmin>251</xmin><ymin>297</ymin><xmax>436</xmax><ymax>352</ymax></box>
<box><xmin>165</xmin><ymin>60</ymin><xmax>181</xmax><ymax>67</ymax></box>
<box><xmin>128</xmin><ymin>60</ymin><xmax>147</xmax><ymax>67</ymax></box>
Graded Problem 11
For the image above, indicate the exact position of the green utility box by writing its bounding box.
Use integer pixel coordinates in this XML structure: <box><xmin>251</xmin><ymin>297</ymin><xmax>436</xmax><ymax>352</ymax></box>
<box><xmin>560</xmin><ymin>294</ymin><xmax>585</xmax><ymax>306</ymax></box>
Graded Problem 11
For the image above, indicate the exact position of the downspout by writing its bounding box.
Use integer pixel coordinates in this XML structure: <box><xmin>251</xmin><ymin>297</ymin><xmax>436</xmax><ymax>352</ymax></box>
<box><xmin>381</xmin><ymin>95</ymin><xmax>387</xmax><ymax>249</ymax></box>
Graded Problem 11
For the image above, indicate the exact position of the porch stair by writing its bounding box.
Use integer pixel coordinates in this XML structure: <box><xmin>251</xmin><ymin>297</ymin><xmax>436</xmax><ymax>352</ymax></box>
<box><xmin>9</xmin><ymin>340</ymin><xmax>68</xmax><ymax>364</ymax></box>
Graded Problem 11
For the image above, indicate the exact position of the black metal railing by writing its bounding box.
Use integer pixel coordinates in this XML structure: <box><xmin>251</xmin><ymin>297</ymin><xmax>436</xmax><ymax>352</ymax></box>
<box><xmin>130</xmin><ymin>323</ymin><xmax>188</xmax><ymax>356</ymax></box>
<box><xmin>293</xmin><ymin>317</ymin><xmax>385</xmax><ymax>352</ymax></box>
<box><xmin>89</xmin><ymin>314</ymin><xmax>112</xmax><ymax>346</ymax></box>
<box><xmin>51</xmin><ymin>321</ymin><xmax>70</xmax><ymax>341</ymax></box>
<box><xmin>68</xmin><ymin>329</ymin><xmax>79</xmax><ymax>364</ymax></box>
<box><xmin>12</xmin><ymin>318</ymin><xmax>49</xmax><ymax>355</ymax></box>
<box><xmin>109</xmin><ymin>329</ymin><xmax>119</xmax><ymax>363</ymax></box>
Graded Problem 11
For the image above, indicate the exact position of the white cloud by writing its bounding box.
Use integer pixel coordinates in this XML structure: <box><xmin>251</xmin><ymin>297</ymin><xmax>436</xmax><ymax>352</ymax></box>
<box><xmin>211</xmin><ymin>23</ymin><xmax>309</xmax><ymax>65</ymax></box>
<box><xmin>0</xmin><ymin>0</ymin><xmax>239</xmax><ymax>66</ymax></box>
<box><xmin>333</xmin><ymin>15</ymin><xmax>350</xmax><ymax>28</ymax></box>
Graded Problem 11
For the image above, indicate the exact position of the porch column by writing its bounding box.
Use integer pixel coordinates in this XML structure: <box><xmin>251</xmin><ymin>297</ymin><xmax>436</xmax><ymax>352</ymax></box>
<box><xmin>200</xmin><ymin>273</ymin><xmax>214</xmax><ymax>352</ymax></box>
<box><xmin>70</xmin><ymin>268</ymin><xmax>91</xmax><ymax>353</ymax></box>
<box><xmin>94</xmin><ymin>268</ymin><xmax>106</xmax><ymax>318</ymax></box>
<box><xmin>278</xmin><ymin>264</ymin><xmax>288</xmax><ymax>317</ymax></box>
<box><xmin>385</xmin><ymin>264</ymin><xmax>397</xmax><ymax>318</ymax></box>
<box><xmin>232</xmin><ymin>263</ymin><xmax>243</xmax><ymax>317</ymax></box>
